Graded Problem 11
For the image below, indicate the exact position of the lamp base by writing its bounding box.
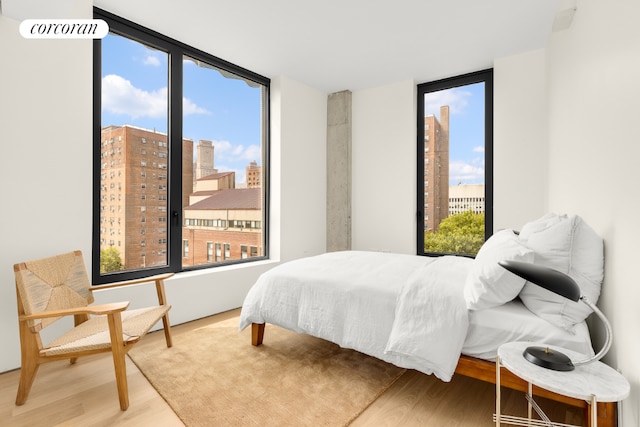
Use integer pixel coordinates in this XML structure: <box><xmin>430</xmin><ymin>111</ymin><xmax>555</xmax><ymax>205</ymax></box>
<box><xmin>523</xmin><ymin>346</ymin><xmax>575</xmax><ymax>371</ymax></box>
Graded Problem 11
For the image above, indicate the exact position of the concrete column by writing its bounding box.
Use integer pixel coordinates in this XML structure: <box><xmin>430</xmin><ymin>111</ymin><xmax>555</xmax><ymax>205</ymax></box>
<box><xmin>326</xmin><ymin>90</ymin><xmax>352</xmax><ymax>252</ymax></box>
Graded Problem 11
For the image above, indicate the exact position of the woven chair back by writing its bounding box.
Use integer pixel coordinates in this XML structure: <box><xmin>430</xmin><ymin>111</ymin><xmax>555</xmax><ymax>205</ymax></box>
<box><xmin>14</xmin><ymin>251</ymin><xmax>94</xmax><ymax>332</ymax></box>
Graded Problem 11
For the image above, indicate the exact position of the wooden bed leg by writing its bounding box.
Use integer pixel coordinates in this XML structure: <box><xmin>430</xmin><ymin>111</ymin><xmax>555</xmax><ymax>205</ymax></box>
<box><xmin>251</xmin><ymin>323</ymin><xmax>265</xmax><ymax>346</ymax></box>
<box><xmin>596</xmin><ymin>401</ymin><xmax>616</xmax><ymax>427</ymax></box>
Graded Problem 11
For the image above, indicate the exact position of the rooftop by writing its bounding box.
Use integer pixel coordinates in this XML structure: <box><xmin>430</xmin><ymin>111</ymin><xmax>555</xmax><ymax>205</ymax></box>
<box><xmin>197</xmin><ymin>171</ymin><xmax>234</xmax><ymax>181</ymax></box>
<box><xmin>186</xmin><ymin>188</ymin><xmax>262</xmax><ymax>210</ymax></box>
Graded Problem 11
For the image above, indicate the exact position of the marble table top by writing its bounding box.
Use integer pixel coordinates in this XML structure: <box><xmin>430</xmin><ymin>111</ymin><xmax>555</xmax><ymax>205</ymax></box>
<box><xmin>498</xmin><ymin>341</ymin><xmax>630</xmax><ymax>402</ymax></box>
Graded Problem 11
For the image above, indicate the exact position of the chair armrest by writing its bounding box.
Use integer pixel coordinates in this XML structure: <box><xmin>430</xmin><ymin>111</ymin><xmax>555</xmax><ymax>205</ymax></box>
<box><xmin>19</xmin><ymin>301</ymin><xmax>130</xmax><ymax>321</ymax></box>
<box><xmin>92</xmin><ymin>273</ymin><xmax>173</xmax><ymax>307</ymax></box>
<box><xmin>91</xmin><ymin>273</ymin><xmax>174</xmax><ymax>290</ymax></box>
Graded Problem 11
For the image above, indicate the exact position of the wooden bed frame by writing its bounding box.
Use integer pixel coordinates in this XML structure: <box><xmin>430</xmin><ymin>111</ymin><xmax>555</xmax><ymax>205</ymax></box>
<box><xmin>251</xmin><ymin>323</ymin><xmax>616</xmax><ymax>427</ymax></box>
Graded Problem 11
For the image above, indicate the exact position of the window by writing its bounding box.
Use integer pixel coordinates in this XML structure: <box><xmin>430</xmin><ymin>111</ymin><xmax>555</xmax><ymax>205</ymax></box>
<box><xmin>215</xmin><ymin>242</ymin><xmax>222</xmax><ymax>262</ymax></box>
<box><xmin>207</xmin><ymin>242</ymin><xmax>214</xmax><ymax>262</ymax></box>
<box><xmin>182</xmin><ymin>240</ymin><xmax>189</xmax><ymax>259</ymax></box>
<box><xmin>93</xmin><ymin>8</ymin><xmax>269</xmax><ymax>283</ymax></box>
<box><xmin>417</xmin><ymin>70</ymin><xmax>493</xmax><ymax>257</ymax></box>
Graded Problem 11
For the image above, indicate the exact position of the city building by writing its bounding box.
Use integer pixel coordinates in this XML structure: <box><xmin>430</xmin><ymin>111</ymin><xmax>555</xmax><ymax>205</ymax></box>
<box><xmin>194</xmin><ymin>140</ymin><xmax>217</xmax><ymax>181</ymax></box>
<box><xmin>182</xmin><ymin>182</ymin><xmax>263</xmax><ymax>266</ymax></box>
<box><xmin>246</xmin><ymin>161</ymin><xmax>261</xmax><ymax>188</ymax></box>
<box><xmin>423</xmin><ymin>106</ymin><xmax>450</xmax><ymax>231</ymax></box>
<box><xmin>183</xmin><ymin>144</ymin><xmax>263</xmax><ymax>266</ymax></box>
<box><xmin>449</xmin><ymin>183</ymin><xmax>485</xmax><ymax>215</ymax></box>
<box><xmin>99</xmin><ymin>125</ymin><xmax>194</xmax><ymax>270</ymax></box>
<box><xmin>100</xmin><ymin>127</ymin><xmax>263</xmax><ymax>270</ymax></box>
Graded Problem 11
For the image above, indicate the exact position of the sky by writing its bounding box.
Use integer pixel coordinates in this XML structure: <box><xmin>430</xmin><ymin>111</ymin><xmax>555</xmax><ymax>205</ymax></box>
<box><xmin>101</xmin><ymin>32</ymin><xmax>484</xmax><ymax>189</ymax></box>
<box><xmin>101</xmin><ymin>33</ymin><xmax>263</xmax><ymax>185</ymax></box>
<box><xmin>424</xmin><ymin>83</ymin><xmax>486</xmax><ymax>186</ymax></box>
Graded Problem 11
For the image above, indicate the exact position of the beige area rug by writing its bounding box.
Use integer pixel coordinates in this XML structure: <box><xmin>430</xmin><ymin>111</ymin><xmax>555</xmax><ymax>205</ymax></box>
<box><xmin>129</xmin><ymin>317</ymin><xmax>406</xmax><ymax>427</ymax></box>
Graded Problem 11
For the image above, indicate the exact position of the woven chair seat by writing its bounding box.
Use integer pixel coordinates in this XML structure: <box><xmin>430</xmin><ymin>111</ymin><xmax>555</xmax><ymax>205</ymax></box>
<box><xmin>42</xmin><ymin>305</ymin><xmax>171</xmax><ymax>357</ymax></box>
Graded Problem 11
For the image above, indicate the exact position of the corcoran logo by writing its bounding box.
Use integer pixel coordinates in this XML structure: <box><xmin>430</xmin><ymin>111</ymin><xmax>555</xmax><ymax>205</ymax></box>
<box><xmin>19</xmin><ymin>19</ymin><xmax>109</xmax><ymax>39</ymax></box>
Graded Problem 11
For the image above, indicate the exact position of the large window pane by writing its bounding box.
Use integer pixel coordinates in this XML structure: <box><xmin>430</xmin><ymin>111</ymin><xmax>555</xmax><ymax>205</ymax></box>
<box><xmin>417</xmin><ymin>70</ymin><xmax>493</xmax><ymax>257</ymax></box>
<box><xmin>99</xmin><ymin>33</ymin><xmax>169</xmax><ymax>274</ymax></box>
<box><xmin>181</xmin><ymin>56</ymin><xmax>266</xmax><ymax>267</ymax></box>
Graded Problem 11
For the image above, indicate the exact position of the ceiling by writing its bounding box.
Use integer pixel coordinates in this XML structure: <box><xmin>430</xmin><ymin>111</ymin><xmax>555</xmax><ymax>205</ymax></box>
<box><xmin>97</xmin><ymin>0</ymin><xmax>560</xmax><ymax>93</ymax></box>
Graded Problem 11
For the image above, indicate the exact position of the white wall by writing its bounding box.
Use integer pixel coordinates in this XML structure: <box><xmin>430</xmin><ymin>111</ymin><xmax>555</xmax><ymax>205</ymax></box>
<box><xmin>271</xmin><ymin>76</ymin><xmax>327</xmax><ymax>262</ymax></box>
<box><xmin>351</xmin><ymin>80</ymin><xmax>417</xmax><ymax>254</ymax></box>
<box><xmin>545</xmin><ymin>1</ymin><xmax>640</xmax><ymax>424</ymax></box>
<box><xmin>493</xmin><ymin>49</ymin><xmax>548</xmax><ymax>230</ymax></box>
<box><xmin>0</xmin><ymin>4</ymin><xmax>93</xmax><ymax>371</ymax></box>
<box><xmin>0</xmin><ymin>7</ymin><xmax>327</xmax><ymax>372</ymax></box>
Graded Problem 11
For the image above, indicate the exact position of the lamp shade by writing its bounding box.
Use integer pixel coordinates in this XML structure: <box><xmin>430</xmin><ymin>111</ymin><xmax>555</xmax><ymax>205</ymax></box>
<box><xmin>498</xmin><ymin>259</ymin><xmax>612</xmax><ymax>370</ymax></box>
<box><xmin>498</xmin><ymin>260</ymin><xmax>580</xmax><ymax>302</ymax></box>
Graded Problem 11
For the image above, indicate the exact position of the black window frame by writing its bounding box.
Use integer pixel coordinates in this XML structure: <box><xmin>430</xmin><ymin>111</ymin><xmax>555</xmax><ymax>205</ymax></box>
<box><xmin>416</xmin><ymin>69</ymin><xmax>493</xmax><ymax>257</ymax></box>
<box><xmin>92</xmin><ymin>8</ymin><xmax>270</xmax><ymax>284</ymax></box>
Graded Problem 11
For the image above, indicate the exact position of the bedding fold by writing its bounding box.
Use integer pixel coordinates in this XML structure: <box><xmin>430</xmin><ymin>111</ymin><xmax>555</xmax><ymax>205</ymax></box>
<box><xmin>384</xmin><ymin>256</ymin><xmax>471</xmax><ymax>381</ymax></box>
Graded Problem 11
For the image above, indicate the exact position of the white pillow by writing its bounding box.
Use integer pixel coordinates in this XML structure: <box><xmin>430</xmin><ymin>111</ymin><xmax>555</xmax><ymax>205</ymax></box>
<box><xmin>464</xmin><ymin>229</ymin><xmax>534</xmax><ymax>310</ymax></box>
<box><xmin>518</xmin><ymin>214</ymin><xmax>604</xmax><ymax>331</ymax></box>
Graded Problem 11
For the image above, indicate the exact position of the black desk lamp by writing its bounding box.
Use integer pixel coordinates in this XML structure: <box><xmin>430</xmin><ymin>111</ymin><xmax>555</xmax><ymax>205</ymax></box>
<box><xmin>499</xmin><ymin>260</ymin><xmax>612</xmax><ymax>371</ymax></box>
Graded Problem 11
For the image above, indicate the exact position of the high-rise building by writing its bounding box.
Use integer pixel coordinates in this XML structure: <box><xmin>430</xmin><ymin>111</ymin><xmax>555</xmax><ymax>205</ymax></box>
<box><xmin>195</xmin><ymin>140</ymin><xmax>217</xmax><ymax>181</ymax></box>
<box><xmin>423</xmin><ymin>106</ymin><xmax>450</xmax><ymax>232</ymax></box>
<box><xmin>99</xmin><ymin>125</ymin><xmax>193</xmax><ymax>270</ymax></box>
<box><xmin>246</xmin><ymin>161</ymin><xmax>261</xmax><ymax>188</ymax></box>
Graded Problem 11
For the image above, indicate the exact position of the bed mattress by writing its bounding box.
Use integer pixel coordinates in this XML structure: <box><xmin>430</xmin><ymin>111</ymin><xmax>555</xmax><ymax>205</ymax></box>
<box><xmin>464</xmin><ymin>299</ymin><xmax>593</xmax><ymax>360</ymax></box>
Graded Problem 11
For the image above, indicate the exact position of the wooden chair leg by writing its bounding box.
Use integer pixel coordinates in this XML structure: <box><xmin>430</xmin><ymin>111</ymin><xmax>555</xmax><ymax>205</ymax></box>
<box><xmin>112</xmin><ymin>350</ymin><xmax>129</xmax><ymax>411</ymax></box>
<box><xmin>15</xmin><ymin>360</ymin><xmax>39</xmax><ymax>406</ymax></box>
<box><xmin>161</xmin><ymin>314</ymin><xmax>173</xmax><ymax>348</ymax></box>
<box><xmin>16</xmin><ymin>320</ymin><xmax>42</xmax><ymax>405</ymax></box>
<box><xmin>107</xmin><ymin>312</ymin><xmax>129</xmax><ymax>411</ymax></box>
<box><xmin>154</xmin><ymin>278</ymin><xmax>173</xmax><ymax>348</ymax></box>
<box><xmin>71</xmin><ymin>313</ymin><xmax>90</xmax><ymax>364</ymax></box>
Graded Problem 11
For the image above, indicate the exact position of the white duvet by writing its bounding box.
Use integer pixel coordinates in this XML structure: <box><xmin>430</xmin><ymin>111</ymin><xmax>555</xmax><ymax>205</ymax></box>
<box><xmin>239</xmin><ymin>251</ymin><xmax>472</xmax><ymax>381</ymax></box>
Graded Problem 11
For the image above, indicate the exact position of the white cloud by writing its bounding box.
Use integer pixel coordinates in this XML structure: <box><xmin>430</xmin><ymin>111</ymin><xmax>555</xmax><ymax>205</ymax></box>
<box><xmin>213</xmin><ymin>139</ymin><xmax>261</xmax><ymax>163</ymax></box>
<box><xmin>241</xmin><ymin>145</ymin><xmax>262</xmax><ymax>162</ymax></box>
<box><xmin>102</xmin><ymin>74</ymin><xmax>166</xmax><ymax>119</ymax></box>
<box><xmin>143</xmin><ymin>55</ymin><xmax>161</xmax><ymax>67</ymax></box>
<box><xmin>450</xmin><ymin>160</ymin><xmax>484</xmax><ymax>183</ymax></box>
<box><xmin>472</xmin><ymin>145</ymin><xmax>484</xmax><ymax>153</ymax></box>
<box><xmin>183</xmin><ymin>98</ymin><xmax>210</xmax><ymax>116</ymax></box>
<box><xmin>102</xmin><ymin>74</ymin><xmax>210</xmax><ymax>119</ymax></box>
<box><xmin>424</xmin><ymin>87</ymin><xmax>472</xmax><ymax>117</ymax></box>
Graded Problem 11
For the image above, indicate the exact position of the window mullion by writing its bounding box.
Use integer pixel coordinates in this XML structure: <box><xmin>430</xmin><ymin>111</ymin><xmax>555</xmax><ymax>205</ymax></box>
<box><xmin>168</xmin><ymin>47</ymin><xmax>183</xmax><ymax>273</ymax></box>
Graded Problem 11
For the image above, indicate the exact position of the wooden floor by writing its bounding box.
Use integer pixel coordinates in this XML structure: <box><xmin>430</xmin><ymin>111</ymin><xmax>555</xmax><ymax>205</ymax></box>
<box><xmin>0</xmin><ymin>309</ymin><xmax>583</xmax><ymax>427</ymax></box>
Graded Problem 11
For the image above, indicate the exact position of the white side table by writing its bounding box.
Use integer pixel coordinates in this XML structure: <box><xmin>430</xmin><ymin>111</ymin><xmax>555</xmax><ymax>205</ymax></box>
<box><xmin>495</xmin><ymin>341</ymin><xmax>630</xmax><ymax>427</ymax></box>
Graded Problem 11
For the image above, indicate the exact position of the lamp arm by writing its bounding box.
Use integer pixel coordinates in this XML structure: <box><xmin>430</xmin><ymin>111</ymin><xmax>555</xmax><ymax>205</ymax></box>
<box><xmin>572</xmin><ymin>296</ymin><xmax>613</xmax><ymax>366</ymax></box>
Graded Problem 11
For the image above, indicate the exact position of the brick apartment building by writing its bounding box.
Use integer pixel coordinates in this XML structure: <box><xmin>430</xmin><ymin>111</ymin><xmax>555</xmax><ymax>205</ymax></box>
<box><xmin>182</xmin><ymin>175</ymin><xmax>263</xmax><ymax>266</ymax></box>
<box><xmin>100</xmin><ymin>128</ymin><xmax>264</xmax><ymax>271</ymax></box>
<box><xmin>99</xmin><ymin>125</ymin><xmax>193</xmax><ymax>270</ymax></box>
<box><xmin>423</xmin><ymin>106</ymin><xmax>450</xmax><ymax>231</ymax></box>
<box><xmin>246</xmin><ymin>160</ymin><xmax>261</xmax><ymax>188</ymax></box>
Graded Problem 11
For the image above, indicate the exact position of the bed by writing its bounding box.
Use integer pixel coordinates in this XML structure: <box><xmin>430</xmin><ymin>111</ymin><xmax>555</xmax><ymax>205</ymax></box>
<box><xmin>239</xmin><ymin>214</ymin><xmax>615</xmax><ymax>426</ymax></box>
